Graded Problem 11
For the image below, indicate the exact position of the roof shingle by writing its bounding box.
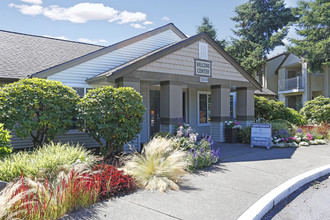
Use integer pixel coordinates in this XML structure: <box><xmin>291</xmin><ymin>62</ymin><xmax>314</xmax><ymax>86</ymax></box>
<box><xmin>0</xmin><ymin>30</ymin><xmax>104</xmax><ymax>80</ymax></box>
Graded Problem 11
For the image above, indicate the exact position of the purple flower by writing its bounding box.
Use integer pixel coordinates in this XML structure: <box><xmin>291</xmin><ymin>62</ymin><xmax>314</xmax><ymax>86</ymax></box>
<box><xmin>178</xmin><ymin>123</ymin><xmax>181</xmax><ymax>126</ymax></box>
<box><xmin>235</xmin><ymin>122</ymin><xmax>239</xmax><ymax>125</ymax></box>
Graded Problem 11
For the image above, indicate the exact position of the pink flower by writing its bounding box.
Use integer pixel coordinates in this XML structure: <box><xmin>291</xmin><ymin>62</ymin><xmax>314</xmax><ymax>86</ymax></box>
<box><xmin>178</xmin><ymin>123</ymin><xmax>181</xmax><ymax>126</ymax></box>
<box><xmin>235</xmin><ymin>122</ymin><xmax>239</xmax><ymax>125</ymax></box>
<box><xmin>281</xmin><ymin>138</ymin><xmax>284</xmax><ymax>141</ymax></box>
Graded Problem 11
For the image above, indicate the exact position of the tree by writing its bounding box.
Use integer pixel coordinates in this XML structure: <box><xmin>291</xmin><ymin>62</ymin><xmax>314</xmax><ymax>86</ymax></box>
<box><xmin>78</xmin><ymin>86</ymin><xmax>145</xmax><ymax>155</ymax></box>
<box><xmin>226</xmin><ymin>38</ymin><xmax>265</xmax><ymax>75</ymax></box>
<box><xmin>289</xmin><ymin>0</ymin><xmax>330</xmax><ymax>72</ymax></box>
<box><xmin>0</xmin><ymin>78</ymin><xmax>79</xmax><ymax>148</ymax></box>
<box><xmin>228</xmin><ymin>0</ymin><xmax>296</xmax><ymax>74</ymax></box>
<box><xmin>232</xmin><ymin>0</ymin><xmax>296</xmax><ymax>53</ymax></box>
<box><xmin>196</xmin><ymin>17</ymin><xmax>227</xmax><ymax>48</ymax></box>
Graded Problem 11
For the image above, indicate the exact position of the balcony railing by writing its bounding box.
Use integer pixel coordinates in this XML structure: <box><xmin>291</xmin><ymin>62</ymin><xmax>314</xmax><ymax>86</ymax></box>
<box><xmin>280</xmin><ymin>76</ymin><xmax>304</xmax><ymax>92</ymax></box>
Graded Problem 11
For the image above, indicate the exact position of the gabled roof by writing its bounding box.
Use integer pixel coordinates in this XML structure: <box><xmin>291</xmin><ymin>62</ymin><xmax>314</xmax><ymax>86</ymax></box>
<box><xmin>274</xmin><ymin>53</ymin><xmax>290</xmax><ymax>74</ymax></box>
<box><xmin>0</xmin><ymin>30</ymin><xmax>104</xmax><ymax>80</ymax></box>
<box><xmin>254</xmin><ymin>87</ymin><xmax>277</xmax><ymax>96</ymax></box>
<box><xmin>32</xmin><ymin>23</ymin><xmax>187</xmax><ymax>78</ymax></box>
<box><xmin>87</xmin><ymin>32</ymin><xmax>262</xmax><ymax>90</ymax></box>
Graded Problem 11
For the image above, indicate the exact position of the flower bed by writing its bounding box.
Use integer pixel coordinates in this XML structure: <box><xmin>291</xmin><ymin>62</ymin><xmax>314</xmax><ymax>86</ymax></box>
<box><xmin>0</xmin><ymin>163</ymin><xmax>135</xmax><ymax>219</ymax></box>
<box><xmin>173</xmin><ymin>123</ymin><xmax>220</xmax><ymax>170</ymax></box>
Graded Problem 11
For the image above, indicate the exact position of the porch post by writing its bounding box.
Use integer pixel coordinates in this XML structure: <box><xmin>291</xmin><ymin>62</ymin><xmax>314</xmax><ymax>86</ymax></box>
<box><xmin>160</xmin><ymin>81</ymin><xmax>183</xmax><ymax>133</ymax></box>
<box><xmin>236</xmin><ymin>87</ymin><xmax>255</xmax><ymax>126</ymax></box>
<box><xmin>210</xmin><ymin>85</ymin><xmax>230</xmax><ymax>142</ymax></box>
<box><xmin>115</xmin><ymin>77</ymin><xmax>140</xmax><ymax>92</ymax></box>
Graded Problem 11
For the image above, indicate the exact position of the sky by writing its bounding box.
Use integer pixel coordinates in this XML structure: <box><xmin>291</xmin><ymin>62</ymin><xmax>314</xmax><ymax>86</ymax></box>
<box><xmin>0</xmin><ymin>0</ymin><xmax>300</xmax><ymax>57</ymax></box>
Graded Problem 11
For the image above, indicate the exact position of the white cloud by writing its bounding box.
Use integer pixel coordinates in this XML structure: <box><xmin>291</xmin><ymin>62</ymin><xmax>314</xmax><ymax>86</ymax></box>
<box><xmin>9</xmin><ymin>2</ymin><xmax>151</xmax><ymax>27</ymax></box>
<box><xmin>143</xmin><ymin>21</ymin><xmax>153</xmax><ymax>25</ymax></box>
<box><xmin>130</xmin><ymin>23</ymin><xmax>146</xmax><ymax>29</ymax></box>
<box><xmin>20</xmin><ymin>0</ymin><xmax>43</xmax><ymax>4</ymax></box>
<box><xmin>43</xmin><ymin>3</ymin><xmax>118</xmax><ymax>23</ymax></box>
<box><xmin>98</xmin><ymin>39</ymin><xmax>108</xmax><ymax>44</ymax></box>
<box><xmin>162</xmin><ymin>16</ymin><xmax>170</xmax><ymax>21</ymax></box>
<box><xmin>43</xmin><ymin>35</ymin><xmax>68</xmax><ymax>40</ymax></box>
<box><xmin>115</xmin><ymin>11</ymin><xmax>146</xmax><ymax>24</ymax></box>
<box><xmin>9</xmin><ymin>3</ymin><xmax>43</xmax><ymax>16</ymax></box>
<box><xmin>77</xmin><ymin>38</ymin><xmax>108</xmax><ymax>45</ymax></box>
<box><xmin>282</xmin><ymin>38</ymin><xmax>290</xmax><ymax>45</ymax></box>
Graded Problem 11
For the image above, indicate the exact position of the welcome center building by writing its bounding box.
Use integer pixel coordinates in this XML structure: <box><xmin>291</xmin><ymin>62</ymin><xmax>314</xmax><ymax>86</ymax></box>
<box><xmin>0</xmin><ymin>23</ymin><xmax>261</xmax><ymax>150</ymax></box>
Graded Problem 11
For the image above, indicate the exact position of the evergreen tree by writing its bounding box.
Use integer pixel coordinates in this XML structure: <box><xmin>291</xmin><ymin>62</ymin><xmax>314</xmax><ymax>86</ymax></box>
<box><xmin>232</xmin><ymin>0</ymin><xmax>296</xmax><ymax>53</ymax></box>
<box><xmin>289</xmin><ymin>0</ymin><xmax>330</xmax><ymax>72</ymax></box>
<box><xmin>196</xmin><ymin>17</ymin><xmax>227</xmax><ymax>48</ymax></box>
<box><xmin>227</xmin><ymin>0</ymin><xmax>296</xmax><ymax>75</ymax></box>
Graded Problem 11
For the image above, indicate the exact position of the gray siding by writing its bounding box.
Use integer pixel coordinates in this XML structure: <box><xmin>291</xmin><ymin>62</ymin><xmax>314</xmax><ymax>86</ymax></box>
<box><xmin>140</xmin><ymin>82</ymin><xmax>150</xmax><ymax>144</ymax></box>
<box><xmin>10</xmin><ymin>132</ymin><xmax>101</xmax><ymax>149</ymax></box>
<box><xmin>48</xmin><ymin>30</ymin><xmax>182</xmax><ymax>89</ymax></box>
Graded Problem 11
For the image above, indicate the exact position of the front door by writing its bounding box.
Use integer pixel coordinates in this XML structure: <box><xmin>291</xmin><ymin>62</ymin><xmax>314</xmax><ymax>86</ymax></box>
<box><xmin>150</xmin><ymin>90</ymin><xmax>160</xmax><ymax>137</ymax></box>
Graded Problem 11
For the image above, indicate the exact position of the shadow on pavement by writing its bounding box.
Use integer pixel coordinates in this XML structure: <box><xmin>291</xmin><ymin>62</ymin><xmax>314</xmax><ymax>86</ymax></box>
<box><xmin>216</xmin><ymin>143</ymin><xmax>297</xmax><ymax>163</ymax></box>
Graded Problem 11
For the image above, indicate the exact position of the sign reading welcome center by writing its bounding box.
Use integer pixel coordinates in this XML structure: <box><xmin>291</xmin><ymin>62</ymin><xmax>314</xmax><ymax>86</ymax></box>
<box><xmin>251</xmin><ymin>123</ymin><xmax>272</xmax><ymax>149</ymax></box>
<box><xmin>195</xmin><ymin>59</ymin><xmax>212</xmax><ymax>77</ymax></box>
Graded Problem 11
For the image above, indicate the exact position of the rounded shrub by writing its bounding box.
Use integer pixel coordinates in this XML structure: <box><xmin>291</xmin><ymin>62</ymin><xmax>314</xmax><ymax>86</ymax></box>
<box><xmin>255</xmin><ymin>96</ymin><xmax>305</xmax><ymax>125</ymax></box>
<box><xmin>78</xmin><ymin>86</ymin><xmax>145</xmax><ymax>155</ymax></box>
<box><xmin>300</xmin><ymin>96</ymin><xmax>330</xmax><ymax>124</ymax></box>
<box><xmin>0</xmin><ymin>124</ymin><xmax>12</xmax><ymax>158</ymax></box>
<box><xmin>0</xmin><ymin>78</ymin><xmax>79</xmax><ymax>147</ymax></box>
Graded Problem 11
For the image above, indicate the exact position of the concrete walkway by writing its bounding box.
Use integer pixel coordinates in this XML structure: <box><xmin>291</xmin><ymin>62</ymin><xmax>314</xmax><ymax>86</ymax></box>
<box><xmin>64</xmin><ymin>143</ymin><xmax>330</xmax><ymax>220</ymax></box>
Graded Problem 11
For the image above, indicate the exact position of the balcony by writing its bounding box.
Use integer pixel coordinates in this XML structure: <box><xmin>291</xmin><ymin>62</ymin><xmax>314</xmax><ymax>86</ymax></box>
<box><xmin>279</xmin><ymin>76</ymin><xmax>304</xmax><ymax>93</ymax></box>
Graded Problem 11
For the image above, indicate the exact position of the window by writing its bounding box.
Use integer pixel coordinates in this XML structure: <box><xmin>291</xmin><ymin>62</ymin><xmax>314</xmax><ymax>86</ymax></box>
<box><xmin>198</xmin><ymin>91</ymin><xmax>211</xmax><ymax>125</ymax></box>
<box><xmin>199</xmin><ymin>42</ymin><xmax>208</xmax><ymax>60</ymax></box>
<box><xmin>72</xmin><ymin>87</ymin><xmax>85</xmax><ymax>97</ymax></box>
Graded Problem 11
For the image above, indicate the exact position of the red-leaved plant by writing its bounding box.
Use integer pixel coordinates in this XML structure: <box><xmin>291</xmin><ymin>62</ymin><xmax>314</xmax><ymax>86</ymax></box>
<box><xmin>92</xmin><ymin>164</ymin><xmax>136</xmax><ymax>200</ymax></box>
<box><xmin>2</xmin><ymin>165</ymin><xmax>135</xmax><ymax>219</ymax></box>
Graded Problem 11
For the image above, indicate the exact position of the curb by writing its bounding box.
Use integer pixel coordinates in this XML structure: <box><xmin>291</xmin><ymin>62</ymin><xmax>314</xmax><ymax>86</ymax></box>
<box><xmin>237</xmin><ymin>164</ymin><xmax>330</xmax><ymax>220</ymax></box>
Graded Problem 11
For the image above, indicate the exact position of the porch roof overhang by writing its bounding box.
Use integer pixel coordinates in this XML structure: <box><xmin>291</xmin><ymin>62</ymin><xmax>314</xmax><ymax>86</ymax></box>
<box><xmin>86</xmin><ymin>33</ymin><xmax>262</xmax><ymax>91</ymax></box>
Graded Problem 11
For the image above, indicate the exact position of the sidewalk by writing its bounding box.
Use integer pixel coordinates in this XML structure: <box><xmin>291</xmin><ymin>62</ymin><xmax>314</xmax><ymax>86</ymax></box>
<box><xmin>64</xmin><ymin>143</ymin><xmax>330</xmax><ymax>220</ymax></box>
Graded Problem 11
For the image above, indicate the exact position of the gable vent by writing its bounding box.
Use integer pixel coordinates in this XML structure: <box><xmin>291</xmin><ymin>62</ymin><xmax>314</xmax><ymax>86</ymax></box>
<box><xmin>199</xmin><ymin>42</ymin><xmax>208</xmax><ymax>60</ymax></box>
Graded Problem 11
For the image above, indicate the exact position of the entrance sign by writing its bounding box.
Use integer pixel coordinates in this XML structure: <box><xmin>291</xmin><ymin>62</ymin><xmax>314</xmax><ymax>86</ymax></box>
<box><xmin>200</xmin><ymin>77</ymin><xmax>208</xmax><ymax>83</ymax></box>
<box><xmin>251</xmin><ymin>123</ymin><xmax>272</xmax><ymax>149</ymax></box>
<box><xmin>195</xmin><ymin>59</ymin><xmax>212</xmax><ymax>77</ymax></box>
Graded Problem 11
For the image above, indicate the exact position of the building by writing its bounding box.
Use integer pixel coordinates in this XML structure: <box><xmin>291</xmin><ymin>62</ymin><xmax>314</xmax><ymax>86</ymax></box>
<box><xmin>254</xmin><ymin>53</ymin><xmax>330</xmax><ymax>110</ymax></box>
<box><xmin>0</xmin><ymin>23</ymin><xmax>261</xmax><ymax>149</ymax></box>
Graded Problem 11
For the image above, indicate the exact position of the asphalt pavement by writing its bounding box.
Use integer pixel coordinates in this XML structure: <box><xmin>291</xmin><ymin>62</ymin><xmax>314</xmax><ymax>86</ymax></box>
<box><xmin>63</xmin><ymin>143</ymin><xmax>330</xmax><ymax>220</ymax></box>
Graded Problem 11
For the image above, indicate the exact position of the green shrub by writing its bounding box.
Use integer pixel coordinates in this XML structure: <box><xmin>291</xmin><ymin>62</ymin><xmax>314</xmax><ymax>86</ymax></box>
<box><xmin>255</xmin><ymin>96</ymin><xmax>305</xmax><ymax>125</ymax></box>
<box><xmin>0</xmin><ymin>142</ymin><xmax>96</xmax><ymax>182</ymax></box>
<box><xmin>0</xmin><ymin>124</ymin><xmax>12</xmax><ymax>158</ymax></box>
<box><xmin>124</xmin><ymin>136</ymin><xmax>188</xmax><ymax>192</ymax></box>
<box><xmin>78</xmin><ymin>86</ymin><xmax>145</xmax><ymax>155</ymax></box>
<box><xmin>300</xmin><ymin>96</ymin><xmax>330</xmax><ymax>124</ymax></box>
<box><xmin>239</xmin><ymin>126</ymin><xmax>252</xmax><ymax>144</ymax></box>
<box><xmin>0</xmin><ymin>78</ymin><xmax>79</xmax><ymax>148</ymax></box>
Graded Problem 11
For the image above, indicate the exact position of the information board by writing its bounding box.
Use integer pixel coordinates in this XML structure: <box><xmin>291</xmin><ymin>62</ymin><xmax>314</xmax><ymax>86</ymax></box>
<box><xmin>251</xmin><ymin>123</ymin><xmax>272</xmax><ymax>149</ymax></box>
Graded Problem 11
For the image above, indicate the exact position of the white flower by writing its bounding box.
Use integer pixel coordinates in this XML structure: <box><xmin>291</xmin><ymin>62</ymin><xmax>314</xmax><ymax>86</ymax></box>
<box><xmin>295</xmin><ymin>137</ymin><xmax>301</xmax><ymax>143</ymax></box>
<box><xmin>309</xmin><ymin>140</ymin><xmax>318</xmax><ymax>145</ymax></box>
<box><xmin>299</xmin><ymin>141</ymin><xmax>310</xmax><ymax>146</ymax></box>
<box><xmin>316</xmin><ymin>139</ymin><xmax>326</xmax><ymax>145</ymax></box>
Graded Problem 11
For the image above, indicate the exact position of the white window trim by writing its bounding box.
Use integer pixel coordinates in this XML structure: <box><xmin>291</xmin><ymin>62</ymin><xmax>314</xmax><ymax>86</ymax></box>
<box><xmin>197</xmin><ymin>91</ymin><xmax>211</xmax><ymax>126</ymax></box>
<box><xmin>199</xmin><ymin>42</ymin><xmax>208</xmax><ymax>60</ymax></box>
<box><xmin>230</xmin><ymin>92</ymin><xmax>236</xmax><ymax>119</ymax></box>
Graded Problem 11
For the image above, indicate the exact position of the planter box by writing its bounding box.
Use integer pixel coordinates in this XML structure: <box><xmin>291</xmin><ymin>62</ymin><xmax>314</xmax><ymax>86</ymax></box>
<box><xmin>225</xmin><ymin>128</ymin><xmax>239</xmax><ymax>143</ymax></box>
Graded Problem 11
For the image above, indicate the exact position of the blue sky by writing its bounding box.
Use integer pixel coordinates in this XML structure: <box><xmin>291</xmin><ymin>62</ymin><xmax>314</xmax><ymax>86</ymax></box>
<box><xmin>0</xmin><ymin>0</ymin><xmax>299</xmax><ymax>57</ymax></box>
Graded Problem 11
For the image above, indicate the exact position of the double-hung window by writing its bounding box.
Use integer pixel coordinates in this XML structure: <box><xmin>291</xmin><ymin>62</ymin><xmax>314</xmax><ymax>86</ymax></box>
<box><xmin>198</xmin><ymin>91</ymin><xmax>211</xmax><ymax>125</ymax></box>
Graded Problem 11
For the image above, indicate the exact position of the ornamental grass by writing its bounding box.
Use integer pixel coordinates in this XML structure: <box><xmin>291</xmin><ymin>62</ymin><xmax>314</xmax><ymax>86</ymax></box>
<box><xmin>0</xmin><ymin>142</ymin><xmax>96</xmax><ymax>182</ymax></box>
<box><xmin>0</xmin><ymin>163</ymin><xmax>136</xmax><ymax>220</ymax></box>
<box><xmin>124</xmin><ymin>136</ymin><xmax>189</xmax><ymax>192</ymax></box>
